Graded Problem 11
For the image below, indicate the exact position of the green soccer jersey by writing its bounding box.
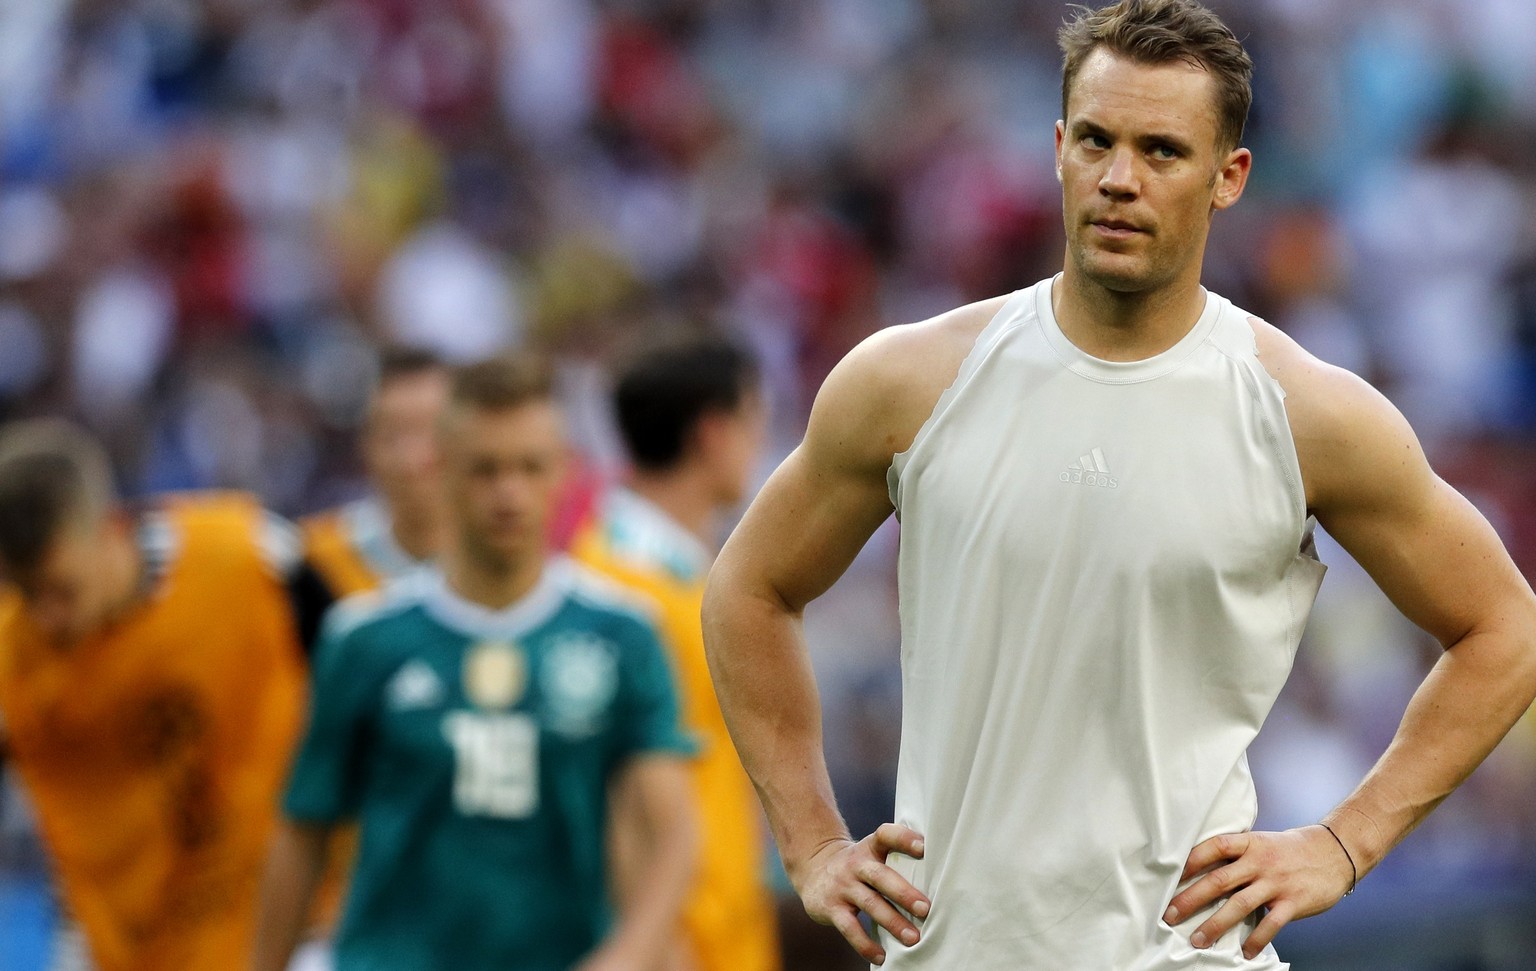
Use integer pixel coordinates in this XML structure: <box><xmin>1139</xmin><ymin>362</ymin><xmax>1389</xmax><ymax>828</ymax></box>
<box><xmin>284</xmin><ymin>557</ymin><xmax>695</xmax><ymax>971</ymax></box>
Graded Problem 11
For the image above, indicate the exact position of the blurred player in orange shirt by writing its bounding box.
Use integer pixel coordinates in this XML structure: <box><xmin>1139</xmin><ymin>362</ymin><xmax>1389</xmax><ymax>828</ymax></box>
<box><xmin>302</xmin><ymin>347</ymin><xmax>448</xmax><ymax>599</ymax></box>
<box><xmin>0</xmin><ymin>419</ymin><xmax>333</xmax><ymax>971</ymax></box>
<box><xmin>292</xmin><ymin>347</ymin><xmax>449</xmax><ymax>971</ymax></box>
<box><xmin>571</xmin><ymin>333</ymin><xmax>779</xmax><ymax>971</ymax></box>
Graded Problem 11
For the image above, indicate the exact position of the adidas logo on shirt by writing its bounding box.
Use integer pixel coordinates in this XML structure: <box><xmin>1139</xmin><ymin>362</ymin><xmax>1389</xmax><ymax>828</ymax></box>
<box><xmin>386</xmin><ymin>660</ymin><xmax>447</xmax><ymax>711</ymax></box>
<box><xmin>1060</xmin><ymin>447</ymin><xmax>1119</xmax><ymax>489</ymax></box>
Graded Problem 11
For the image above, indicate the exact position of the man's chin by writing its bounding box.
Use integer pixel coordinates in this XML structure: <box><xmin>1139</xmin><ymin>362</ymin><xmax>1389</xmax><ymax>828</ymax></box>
<box><xmin>1076</xmin><ymin>253</ymin><xmax>1160</xmax><ymax>294</ymax></box>
<box><xmin>471</xmin><ymin>536</ymin><xmax>539</xmax><ymax>569</ymax></box>
<box><xmin>394</xmin><ymin>492</ymin><xmax>445</xmax><ymax>521</ymax></box>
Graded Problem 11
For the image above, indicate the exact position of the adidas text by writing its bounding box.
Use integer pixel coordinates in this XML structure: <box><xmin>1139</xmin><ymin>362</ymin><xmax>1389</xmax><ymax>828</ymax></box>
<box><xmin>1060</xmin><ymin>468</ymin><xmax>1119</xmax><ymax>488</ymax></box>
<box><xmin>1061</xmin><ymin>447</ymin><xmax>1118</xmax><ymax>488</ymax></box>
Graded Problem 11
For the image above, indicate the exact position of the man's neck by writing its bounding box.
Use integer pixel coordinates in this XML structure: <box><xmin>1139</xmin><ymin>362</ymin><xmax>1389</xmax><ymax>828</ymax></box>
<box><xmin>49</xmin><ymin>525</ymin><xmax>141</xmax><ymax>650</ymax></box>
<box><xmin>441</xmin><ymin>547</ymin><xmax>545</xmax><ymax>612</ymax></box>
<box><xmin>627</xmin><ymin>470</ymin><xmax>716</xmax><ymax>549</ymax></box>
<box><xmin>1053</xmin><ymin>266</ymin><xmax>1208</xmax><ymax>363</ymax></box>
<box><xmin>389</xmin><ymin>506</ymin><xmax>441</xmax><ymax>563</ymax></box>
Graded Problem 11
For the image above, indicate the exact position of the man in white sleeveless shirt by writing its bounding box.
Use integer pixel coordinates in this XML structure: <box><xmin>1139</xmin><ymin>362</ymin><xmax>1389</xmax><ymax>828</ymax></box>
<box><xmin>702</xmin><ymin>1</ymin><xmax>1536</xmax><ymax>968</ymax></box>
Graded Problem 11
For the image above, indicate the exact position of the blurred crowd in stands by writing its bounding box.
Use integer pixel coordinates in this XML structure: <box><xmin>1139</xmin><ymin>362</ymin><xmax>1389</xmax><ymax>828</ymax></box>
<box><xmin>2</xmin><ymin>0</ymin><xmax>1536</xmax><ymax>967</ymax></box>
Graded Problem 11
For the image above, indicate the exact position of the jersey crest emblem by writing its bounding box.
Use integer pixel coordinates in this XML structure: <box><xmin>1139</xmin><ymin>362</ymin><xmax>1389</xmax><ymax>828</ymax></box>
<box><xmin>540</xmin><ymin>635</ymin><xmax>619</xmax><ymax>737</ymax></box>
<box><xmin>463</xmin><ymin>641</ymin><xmax>528</xmax><ymax>711</ymax></box>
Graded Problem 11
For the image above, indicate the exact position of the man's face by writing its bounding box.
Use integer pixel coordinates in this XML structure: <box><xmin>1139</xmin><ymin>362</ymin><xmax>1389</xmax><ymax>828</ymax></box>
<box><xmin>440</xmin><ymin>402</ymin><xmax>567</xmax><ymax>570</ymax></box>
<box><xmin>1055</xmin><ymin>48</ymin><xmax>1250</xmax><ymax>294</ymax></box>
<box><xmin>6</xmin><ymin>518</ymin><xmax>124</xmax><ymax>646</ymax></box>
<box><xmin>700</xmin><ymin>389</ymin><xmax>769</xmax><ymax>508</ymax></box>
<box><xmin>363</xmin><ymin>371</ymin><xmax>449</xmax><ymax>519</ymax></box>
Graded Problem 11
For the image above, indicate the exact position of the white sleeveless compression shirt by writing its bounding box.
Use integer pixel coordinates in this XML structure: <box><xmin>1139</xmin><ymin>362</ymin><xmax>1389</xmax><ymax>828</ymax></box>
<box><xmin>882</xmin><ymin>278</ymin><xmax>1327</xmax><ymax>969</ymax></box>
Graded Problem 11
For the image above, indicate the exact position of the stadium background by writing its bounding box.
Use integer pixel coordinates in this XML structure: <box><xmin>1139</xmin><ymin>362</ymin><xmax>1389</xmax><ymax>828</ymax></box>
<box><xmin>1</xmin><ymin>0</ymin><xmax>1535</xmax><ymax>968</ymax></box>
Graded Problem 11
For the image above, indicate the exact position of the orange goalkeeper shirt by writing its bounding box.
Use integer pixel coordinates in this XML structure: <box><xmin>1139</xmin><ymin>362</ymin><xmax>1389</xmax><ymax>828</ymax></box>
<box><xmin>571</xmin><ymin>489</ymin><xmax>780</xmax><ymax>971</ymax></box>
<box><xmin>0</xmin><ymin>494</ymin><xmax>308</xmax><ymax>971</ymax></box>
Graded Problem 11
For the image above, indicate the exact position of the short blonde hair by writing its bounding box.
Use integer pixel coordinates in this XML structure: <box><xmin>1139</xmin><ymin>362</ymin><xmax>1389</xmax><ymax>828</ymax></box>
<box><xmin>447</xmin><ymin>352</ymin><xmax>556</xmax><ymax>415</ymax></box>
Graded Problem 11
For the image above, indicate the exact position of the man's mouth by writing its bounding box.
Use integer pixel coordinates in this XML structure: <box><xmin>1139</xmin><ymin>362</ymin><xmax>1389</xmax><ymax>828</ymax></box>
<box><xmin>1091</xmin><ymin>218</ymin><xmax>1145</xmax><ymax>238</ymax></box>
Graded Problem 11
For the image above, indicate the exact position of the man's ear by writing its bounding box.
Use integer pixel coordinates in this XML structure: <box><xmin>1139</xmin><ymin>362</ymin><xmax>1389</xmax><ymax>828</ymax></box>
<box><xmin>1212</xmin><ymin>147</ymin><xmax>1252</xmax><ymax>211</ymax></box>
<box><xmin>1054</xmin><ymin>120</ymin><xmax>1066</xmax><ymax>183</ymax></box>
<box><xmin>688</xmin><ymin>410</ymin><xmax>724</xmax><ymax>461</ymax></box>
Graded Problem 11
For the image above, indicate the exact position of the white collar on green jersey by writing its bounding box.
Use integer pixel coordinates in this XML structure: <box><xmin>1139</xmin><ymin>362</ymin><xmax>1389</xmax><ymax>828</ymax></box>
<box><xmin>419</xmin><ymin>556</ymin><xmax>570</xmax><ymax>641</ymax></box>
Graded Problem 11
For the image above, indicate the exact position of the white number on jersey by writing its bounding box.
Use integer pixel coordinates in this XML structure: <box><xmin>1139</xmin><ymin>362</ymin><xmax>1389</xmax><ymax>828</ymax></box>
<box><xmin>442</xmin><ymin>712</ymin><xmax>539</xmax><ymax>819</ymax></box>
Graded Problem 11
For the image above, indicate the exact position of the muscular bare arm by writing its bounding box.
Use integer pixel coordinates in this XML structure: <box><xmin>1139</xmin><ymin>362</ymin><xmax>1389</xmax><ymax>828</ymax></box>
<box><xmin>703</xmin><ymin>299</ymin><xmax>1003</xmax><ymax>965</ymax></box>
<box><xmin>1169</xmin><ymin>323</ymin><xmax>1536</xmax><ymax>957</ymax></box>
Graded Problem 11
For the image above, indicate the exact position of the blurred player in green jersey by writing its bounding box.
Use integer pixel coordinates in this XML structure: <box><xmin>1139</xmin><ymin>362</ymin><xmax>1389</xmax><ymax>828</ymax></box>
<box><xmin>253</xmin><ymin>353</ymin><xmax>698</xmax><ymax>971</ymax></box>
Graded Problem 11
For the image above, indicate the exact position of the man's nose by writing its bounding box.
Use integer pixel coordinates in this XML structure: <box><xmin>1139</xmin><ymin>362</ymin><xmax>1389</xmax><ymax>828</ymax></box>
<box><xmin>1099</xmin><ymin>148</ymin><xmax>1140</xmax><ymax>198</ymax></box>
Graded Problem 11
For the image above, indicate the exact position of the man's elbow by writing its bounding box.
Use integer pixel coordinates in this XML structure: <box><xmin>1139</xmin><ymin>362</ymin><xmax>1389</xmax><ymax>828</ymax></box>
<box><xmin>703</xmin><ymin>553</ymin><xmax>796</xmax><ymax>643</ymax></box>
<box><xmin>1476</xmin><ymin>594</ymin><xmax>1536</xmax><ymax>714</ymax></box>
<box><xmin>1511</xmin><ymin>603</ymin><xmax>1536</xmax><ymax>703</ymax></box>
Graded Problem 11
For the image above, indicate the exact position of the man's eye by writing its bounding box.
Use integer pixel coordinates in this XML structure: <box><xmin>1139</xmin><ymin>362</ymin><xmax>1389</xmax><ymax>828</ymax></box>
<box><xmin>1083</xmin><ymin>134</ymin><xmax>1110</xmax><ymax>150</ymax></box>
<box><xmin>1152</xmin><ymin>144</ymin><xmax>1179</xmax><ymax>160</ymax></box>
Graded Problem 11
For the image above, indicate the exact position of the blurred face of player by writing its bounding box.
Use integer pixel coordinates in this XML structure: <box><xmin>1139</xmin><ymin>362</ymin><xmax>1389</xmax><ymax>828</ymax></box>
<box><xmin>364</xmin><ymin>370</ymin><xmax>449</xmax><ymax>524</ymax></box>
<box><xmin>698</xmin><ymin>388</ymin><xmax>768</xmax><ymax>508</ymax></box>
<box><xmin>5</xmin><ymin>516</ymin><xmax>133</xmax><ymax>646</ymax></box>
<box><xmin>1055</xmin><ymin>48</ymin><xmax>1250</xmax><ymax>295</ymax></box>
<box><xmin>440</xmin><ymin>401</ymin><xmax>567</xmax><ymax>573</ymax></box>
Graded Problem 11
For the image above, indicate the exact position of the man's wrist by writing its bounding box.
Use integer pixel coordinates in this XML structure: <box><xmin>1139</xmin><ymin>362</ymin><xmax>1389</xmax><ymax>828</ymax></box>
<box><xmin>1321</xmin><ymin>806</ymin><xmax>1388</xmax><ymax>879</ymax></box>
<box><xmin>1316</xmin><ymin>823</ymin><xmax>1357</xmax><ymax>894</ymax></box>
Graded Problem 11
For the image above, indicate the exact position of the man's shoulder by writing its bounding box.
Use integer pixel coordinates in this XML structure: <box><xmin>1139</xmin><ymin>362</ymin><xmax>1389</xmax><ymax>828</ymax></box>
<box><xmin>157</xmin><ymin>489</ymin><xmax>264</xmax><ymax>523</ymax></box>
<box><xmin>156</xmin><ymin>490</ymin><xmax>282</xmax><ymax>551</ymax></box>
<box><xmin>322</xmin><ymin>580</ymin><xmax>432</xmax><ymax>650</ymax></box>
<box><xmin>842</xmin><ymin>293</ymin><xmax>1016</xmax><ymax>393</ymax></box>
<box><xmin>1248</xmin><ymin>317</ymin><xmax>1387</xmax><ymax>430</ymax></box>
<box><xmin>811</xmin><ymin>290</ymin><xmax>1022</xmax><ymax>468</ymax></box>
<box><xmin>151</xmin><ymin>491</ymin><xmax>304</xmax><ymax>582</ymax></box>
<box><xmin>1248</xmin><ymin>316</ymin><xmax>1419</xmax><ymax>510</ymax></box>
